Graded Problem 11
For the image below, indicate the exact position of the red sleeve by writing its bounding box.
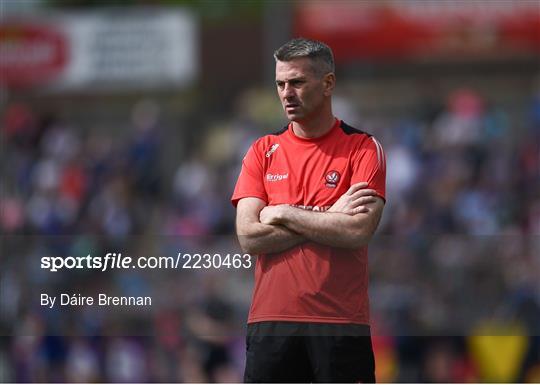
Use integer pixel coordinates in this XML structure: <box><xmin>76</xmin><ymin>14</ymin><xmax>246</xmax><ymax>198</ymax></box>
<box><xmin>231</xmin><ymin>142</ymin><xmax>268</xmax><ymax>207</ymax></box>
<box><xmin>351</xmin><ymin>136</ymin><xmax>386</xmax><ymax>201</ymax></box>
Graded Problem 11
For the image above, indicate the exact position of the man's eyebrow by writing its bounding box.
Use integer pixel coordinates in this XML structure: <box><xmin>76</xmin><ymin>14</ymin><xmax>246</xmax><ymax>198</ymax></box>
<box><xmin>275</xmin><ymin>76</ymin><xmax>307</xmax><ymax>83</ymax></box>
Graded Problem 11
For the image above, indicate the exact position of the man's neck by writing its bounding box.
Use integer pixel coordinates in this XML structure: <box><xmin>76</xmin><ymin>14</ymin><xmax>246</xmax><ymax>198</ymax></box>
<box><xmin>291</xmin><ymin>113</ymin><xmax>336</xmax><ymax>139</ymax></box>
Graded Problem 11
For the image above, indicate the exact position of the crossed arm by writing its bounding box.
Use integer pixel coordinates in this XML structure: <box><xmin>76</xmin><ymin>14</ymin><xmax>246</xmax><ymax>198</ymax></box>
<box><xmin>235</xmin><ymin>182</ymin><xmax>385</xmax><ymax>254</ymax></box>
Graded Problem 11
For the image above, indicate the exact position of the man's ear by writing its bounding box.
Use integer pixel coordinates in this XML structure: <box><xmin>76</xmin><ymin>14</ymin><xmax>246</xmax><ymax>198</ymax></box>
<box><xmin>323</xmin><ymin>73</ymin><xmax>336</xmax><ymax>96</ymax></box>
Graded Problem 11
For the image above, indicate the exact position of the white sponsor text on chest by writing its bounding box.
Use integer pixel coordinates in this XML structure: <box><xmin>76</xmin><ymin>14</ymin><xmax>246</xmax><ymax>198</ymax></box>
<box><xmin>266</xmin><ymin>173</ymin><xmax>289</xmax><ymax>182</ymax></box>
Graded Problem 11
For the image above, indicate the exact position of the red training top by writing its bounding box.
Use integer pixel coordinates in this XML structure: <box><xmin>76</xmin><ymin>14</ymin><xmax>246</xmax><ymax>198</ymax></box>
<box><xmin>232</xmin><ymin>119</ymin><xmax>386</xmax><ymax>325</ymax></box>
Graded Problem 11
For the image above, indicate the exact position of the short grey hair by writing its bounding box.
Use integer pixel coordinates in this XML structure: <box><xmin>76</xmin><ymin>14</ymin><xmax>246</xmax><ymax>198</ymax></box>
<box><xmin>274</xmin><ymin>37</ymin><xmax>335</xmax><ymax>77</ymax></box>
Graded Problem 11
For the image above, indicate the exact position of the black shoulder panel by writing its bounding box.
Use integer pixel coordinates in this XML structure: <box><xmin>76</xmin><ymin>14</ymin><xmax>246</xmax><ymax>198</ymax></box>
<box><xmin>340</xmin><ymin>121</ymin><xmax>371</xmax><ymax>137</ymax></box>
<box><xmin>271</xmin><ymin>125</ymin><xmax>289</xmax><ymax>136</ymax></box>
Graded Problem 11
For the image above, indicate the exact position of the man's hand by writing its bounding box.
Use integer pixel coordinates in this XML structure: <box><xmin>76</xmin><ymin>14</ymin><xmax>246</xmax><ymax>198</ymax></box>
<box><xmin>250</xmin><ymin>183</ymin><xmax>383</xmax><ymax>250</ymax></box>
<box><xmin>328</xmin><ymin>182</ymin><xmax>378</xmax><ymax>215</ymax></box>
<box><xmin>260</xmin><ymin>205</ymin><xmax>288</xmax><ymax>225</ymax></box>
<box><xmin>260</xmin><ymin>183</ymin><xmax>378</xmax><ymax>224</ymax></box>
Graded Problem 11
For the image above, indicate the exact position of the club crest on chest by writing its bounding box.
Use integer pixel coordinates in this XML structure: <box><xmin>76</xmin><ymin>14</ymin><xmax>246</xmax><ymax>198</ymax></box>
<box><xmin>325</xmin><ymin>170</ymin><xmax>340</xmax><ymax>188</ymax></box>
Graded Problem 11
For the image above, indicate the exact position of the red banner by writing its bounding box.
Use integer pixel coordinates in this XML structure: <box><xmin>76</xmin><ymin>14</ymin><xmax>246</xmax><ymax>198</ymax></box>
<box><xmin>0</xmin><ymin>23</ymin><xmax>68</xmax><ymax>87</ymax></box>
<box><xmin>294</xmin><ymin>1</ymin><xmax>540</xmax><ymax>62</ymax></box>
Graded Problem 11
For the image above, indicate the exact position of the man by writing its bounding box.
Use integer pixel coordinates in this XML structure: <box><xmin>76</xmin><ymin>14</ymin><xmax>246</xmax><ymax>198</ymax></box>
<box><xmin>231</xmin><ymin>38</ymin><xmax>386</xmax><ymax>382</ymax></box>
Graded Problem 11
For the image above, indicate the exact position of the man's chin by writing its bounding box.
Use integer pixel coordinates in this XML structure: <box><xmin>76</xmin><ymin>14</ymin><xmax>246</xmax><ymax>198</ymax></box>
<box><xmin>285</xmin><ymin>113</ymin><xmax>304</xmax><ymax>122</ymax></box>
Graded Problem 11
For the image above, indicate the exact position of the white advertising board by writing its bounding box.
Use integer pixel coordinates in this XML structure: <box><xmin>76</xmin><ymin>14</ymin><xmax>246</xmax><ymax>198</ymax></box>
<box><xmin>1</xmin><ymin>8</ymin><xmax>198</xmax><ymax>91</ymax></box>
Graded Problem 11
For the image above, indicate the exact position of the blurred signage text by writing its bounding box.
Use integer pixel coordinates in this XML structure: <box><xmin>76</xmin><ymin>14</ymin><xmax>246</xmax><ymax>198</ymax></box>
<box><xmin>0</xmin><ymin>9</ymin><xmax>197</xmax><ymax>91</ymax></box>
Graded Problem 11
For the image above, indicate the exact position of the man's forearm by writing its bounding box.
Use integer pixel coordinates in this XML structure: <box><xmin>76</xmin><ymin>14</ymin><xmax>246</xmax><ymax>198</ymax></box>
<box><xmin>237</xmin><ymin>222</ymin><xmax>305</xmax><ymax>255</ymax></box>
<box><xmin>276</xmin><ymin>206</ymin><xmax>379</xmax><ymax>249</ymax></box>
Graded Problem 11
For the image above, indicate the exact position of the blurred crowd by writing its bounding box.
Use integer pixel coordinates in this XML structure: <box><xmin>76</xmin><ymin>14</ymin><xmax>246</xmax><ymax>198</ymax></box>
<box><xmin>1</xmin><ymin>77</ymin><xmax>540</xmax><ymax>382</ymax></box>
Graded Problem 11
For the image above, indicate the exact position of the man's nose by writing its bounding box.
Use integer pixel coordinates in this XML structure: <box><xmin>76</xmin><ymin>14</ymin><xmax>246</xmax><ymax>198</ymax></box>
<box><xmin>283</xmin><ymin>84</ymin><xmax>295</xmax><ymax>98</ymax></box>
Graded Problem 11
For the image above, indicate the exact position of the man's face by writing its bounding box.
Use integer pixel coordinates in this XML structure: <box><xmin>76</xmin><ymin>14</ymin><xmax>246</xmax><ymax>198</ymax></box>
<box><xmin>275</xmin><ymin>58</ymin><xmax>329</xmax><ymax>122</ymax></box>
